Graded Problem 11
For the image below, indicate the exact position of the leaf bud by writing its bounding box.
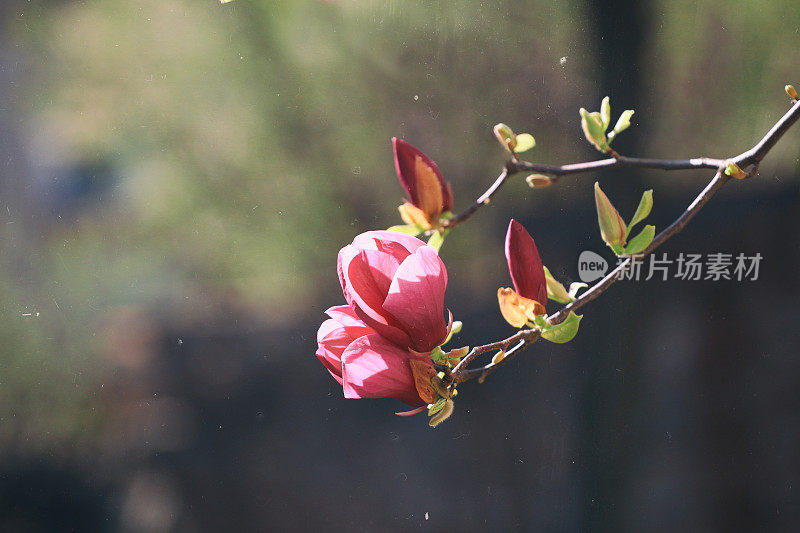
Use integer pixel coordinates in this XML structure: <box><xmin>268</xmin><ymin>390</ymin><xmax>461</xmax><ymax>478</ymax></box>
<box><xmin>594</xmin><ymin>182</ymin><xmax>627</xmax><ymax>250</ymax></box>
<box><xmin>724</xmin><ymin>161</ymin><xmax>747</xmax><ymax>180</ymax></box>
<box><xmin>493</xmin><ymin>123</ymin><xmax>517</xmax><ymax>151</ymax></box>
<box><xmin>526</xmin><ymin>174</ymin><xmax>552</xmax><ymax>188</ymax></box>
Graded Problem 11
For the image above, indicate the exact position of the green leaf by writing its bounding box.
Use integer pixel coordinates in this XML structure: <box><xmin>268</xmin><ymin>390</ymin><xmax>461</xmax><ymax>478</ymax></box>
<box><xmin>623</xmin><ymin>225</ymin><xmax>655</xmax><ymax>255</ymax></box>
<box><xmin>608</xmin><ymin>109</ymin><xmax>635</xmax><ymax>142</ymax></box>
<box><xmin>514</xmin><ymin>133</ymin><xmax>536</xmax><ymax>153</ymax></box>
<box><xmin>541</xmin><ymin>312</ymin><xmax>582</xmax><ymax>343</ymax></box>
<box><xmin>427</xmin><ymin>229</ymin><xmax>449</xmax><ymax>251</ymax></box>
<box><xmin>626</xmin><ymin>189</ymin><xmax>653</xmax><ymax>238</ymax></box>
<box><xmin>600</xmin><ymin>96</ymin><xmax>611</xmax><ymax>130</ymax></box>
<box><xmin>429</xmin><ymin>346</ymin><xmax>450</xmax><ymax>364</ymax></box>
<box><xmin>543</xmin><ymin>266</ymin><xmax>571</xmax><ymax>304</ymax></box>
<box><xmin>388</xmin><ymin>224</ymin><xmax>424</xmax><ymax>236</ymax></box>
<box><xmin>580</xmin><ymin>108</ymin><xmax>608</xmax><ymax>152</ymax></box>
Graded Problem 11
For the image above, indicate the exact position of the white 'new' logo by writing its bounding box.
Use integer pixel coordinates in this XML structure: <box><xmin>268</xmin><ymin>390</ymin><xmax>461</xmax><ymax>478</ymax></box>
<box><xmin>578</xmin><ymin>250</ymin><xmax>608</xmax><ymax>283</ymax></box>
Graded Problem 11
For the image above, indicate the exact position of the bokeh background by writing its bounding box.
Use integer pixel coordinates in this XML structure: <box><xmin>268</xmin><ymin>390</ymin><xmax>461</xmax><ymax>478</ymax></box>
<box><xmin>1</xmin><ymin>0</ymin><xmax>799</xmax><ymax>531</ymax></box>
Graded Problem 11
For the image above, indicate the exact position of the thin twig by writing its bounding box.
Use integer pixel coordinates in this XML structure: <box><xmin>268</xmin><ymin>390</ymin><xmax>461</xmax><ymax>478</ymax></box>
<box><xmin>513</xmin><ymin>155</ymin><xmax>725</xmax><ymax>176</ymax></box>
<box><xmin>450</xmin><ymin>97</ymin><xmax>800</xmax><ymax>384</ymax></box>
<box><xmin>443</xmin><ymin>166</ymin><xmax>511</xmax><ymax>229</ymax></box>
<box><xmin>444</xmin><ymin>152</ymin><xmax>727</xmax><ymax>231</ymax></box>
<box><xmin>449</xmin><ymin>327</ymin><xmax>538</xmax><ymax>378</ymax></box>
<box><xmin>734</xmin><ymin>98</ymin><xmax>800</xmax><ymax>166</ymax></box>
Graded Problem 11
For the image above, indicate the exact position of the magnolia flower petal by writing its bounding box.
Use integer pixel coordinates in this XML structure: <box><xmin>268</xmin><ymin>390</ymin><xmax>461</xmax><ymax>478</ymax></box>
<box><xmin>341</xmin><ymin>334</ymin><xmax>424</xmax><ymax>407</ymax></box>
<box><xmin>383</xmin><ymin>245</ymin><xmax>448</xmax><ymax>353</ymax></box>
<box><xmin>316</xmin><ymin>307</ymin><xmax>375</xmax><ymax>384</ymax></box>
<box><xmin>316</xmin><ymin>318</ymin><xmax>349</xmax><ymax>383</ymax></box>
<box><xmin>351</xmin><ymin>230</ymin><xmax>426</xmax><ymax>257</ymax></box>
<box><xmin>316</xmin><ymin>347</ymin><xmax>345</xmax><ymax>384</ymax></box>
<box><xmin>318</xmin><ymin>309</ymin><xmax>374</xmax><ymax>350</ymax></box>
<box><xmin>324</xmin><ymin>305</ymin><xmax>367</xmax><ymax>329</ymax></box>
<box><xmin>339</xmin><ymin>245</ymin><xmax>412</xmax><ymax>348</ymax></box>
<box><xmin>505</xmin><ymin>219</ymin><xmax>547</xmax><ymax>305</ymax></box>
<box><xmin>360</xmin><ymin>249</ymin><xmax>402</xmax><ymax>297</ymax></box>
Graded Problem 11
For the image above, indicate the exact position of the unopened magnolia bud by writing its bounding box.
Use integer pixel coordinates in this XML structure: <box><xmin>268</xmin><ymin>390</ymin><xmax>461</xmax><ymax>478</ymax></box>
<box><xmin>393</xmin><ymin>138</ymin><xmax>453</xmax><ymax>228</ymax></box>
<box><xmin>526</xmin><ymin>174</ymin><xmax>552</xmax><ymax>188</ymax></box>
<box><xmin>493</xmin><ymin>123</ymin><xmax>517</xmax><ymax>151</ymax></box>
<box><xmin>786</xmin><ymin>84</ymin><xmax>798</xmax><ymax>100</ymax></box>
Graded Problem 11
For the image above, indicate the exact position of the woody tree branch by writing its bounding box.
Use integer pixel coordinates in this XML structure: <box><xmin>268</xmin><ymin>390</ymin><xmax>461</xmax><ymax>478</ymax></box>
<box><xmin>449</xmin><ymin>96</ymin><xmax>800</xmax><ymax>385</ymax></box>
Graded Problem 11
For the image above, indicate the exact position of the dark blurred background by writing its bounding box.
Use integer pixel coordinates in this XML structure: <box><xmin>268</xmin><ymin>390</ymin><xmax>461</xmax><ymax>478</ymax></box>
<box><xmin>0</xmin><ymin>0</ymin><xmax>799</xmax><ymax>531</ymax></box>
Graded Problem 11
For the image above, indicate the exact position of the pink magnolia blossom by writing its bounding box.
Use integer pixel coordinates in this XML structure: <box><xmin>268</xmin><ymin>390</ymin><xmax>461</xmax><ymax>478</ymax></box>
<box><xmin>337</xmin><ymin>231</ymin><xmax>449</xmax><ymax>353</ymax></box>
<box><xmin>316</xmin><ymin>230</ymin><xmax>451</xmax><ymax>407</ymax></box>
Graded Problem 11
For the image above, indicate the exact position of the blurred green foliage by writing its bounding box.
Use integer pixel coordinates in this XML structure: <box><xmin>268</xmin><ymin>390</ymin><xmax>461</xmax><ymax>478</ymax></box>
<box><xmin>648</xmin><ymin>0</ymin><xmax>800</xmax><ymax>163</ymax></box>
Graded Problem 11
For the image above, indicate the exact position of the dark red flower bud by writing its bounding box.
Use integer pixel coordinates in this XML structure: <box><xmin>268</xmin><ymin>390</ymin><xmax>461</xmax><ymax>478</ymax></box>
<box><xmin>392</xmin><ymin>138</ymin><xmax>453</xmax><ymax>228</ymax></box>
<box><xmin>505</xmin><ymin>219</ymin><xmax>547</xmax><ymax>304</ymax></box>
<box><xmin>497</xmin><ymin>220</ymin><xmax>547</xmax><ymax>327</ymax></box>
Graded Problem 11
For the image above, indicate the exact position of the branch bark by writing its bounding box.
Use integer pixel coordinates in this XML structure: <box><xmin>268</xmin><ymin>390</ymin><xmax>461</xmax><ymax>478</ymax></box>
<box><xmin>513</xmin><ymin>155</ymin><xmax>725</xmax><ymax>176</ymax></box>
